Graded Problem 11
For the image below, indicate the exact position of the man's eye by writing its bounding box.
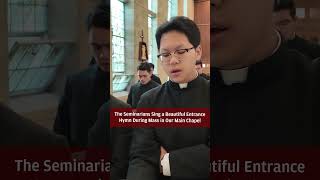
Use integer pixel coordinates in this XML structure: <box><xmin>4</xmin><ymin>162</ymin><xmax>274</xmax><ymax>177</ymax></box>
<box><xmin>176</xmin><ymin>49</ymin><xmax>187</xmax><ymax>54</ymax></box>
<box><xmin>93</xmin><ymin>45</ymin><xmax>102</xmax><ymax>50</ymax></box>
<box><xmin>161</xmin><ymin>53</ymin><xmax>171</xmax><ymax>58</ymax></box>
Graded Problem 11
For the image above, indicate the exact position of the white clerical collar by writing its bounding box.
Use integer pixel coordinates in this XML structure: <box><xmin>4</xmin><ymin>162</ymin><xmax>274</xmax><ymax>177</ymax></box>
<box><xmin>179</xmin><ymin>83</ymin><xmax>188</xmax><ymax>89</ymax></box>
<box><xmin>272</xmin><ymin>29</ymin><xmax>282</xmax><ymax>55</ymax></box>
<box><xmin>220</xmin><ymin>67</ymin><xmax>249</xmax><ymax>85</ymax></box>
<box><xmin>220</xmin><ymin>29</ymin><xmax>281</xmax><ymax>86</ymax></box>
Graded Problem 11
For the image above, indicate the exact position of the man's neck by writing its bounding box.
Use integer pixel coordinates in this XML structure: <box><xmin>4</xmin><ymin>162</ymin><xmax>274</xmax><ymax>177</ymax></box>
<box><xmin>223</xmin><ymin>29</ymin><xmax>280</xmax><ymax>70</ymax></box>
<box><xmin>246</xmin><ymin>29</ymin><xmax>280</xmax><ymax>67</ymax></box>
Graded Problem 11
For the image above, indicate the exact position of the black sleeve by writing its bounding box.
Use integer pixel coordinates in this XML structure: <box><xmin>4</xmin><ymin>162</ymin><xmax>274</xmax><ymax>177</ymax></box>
<box><xmin>289</xmin><ymin>38</ymin><xmax>320</xmax><ymax>60</ymax></box>
<box><xmin>127</xmin><ymin>97</ymin><xmax>160</xmax><ymax>180</ymax></box>
<box><xmin>126</xmin><ymin>128</ymin><xmax>160</xmax><ymax>180</ymax></box>
<box><xmin>155</xmin><ymin>76</ymin><xmax>161</xmax><ymax>84</ymax></box>
<box><xmin>88</xmin><ymin>103</ymin><xmax>110</xmax><ymax>147</ymax></box>
<box><xmin>169</xmin><ymin>144</ymin><xmax>209</xmax><ymax>179</ymax></box>
<box><xmin>127</xmin><ymin>87</ymin><xmax>133</xmax><ymax>106</ymax></box>
<box><xmin>111</xmin><ymin>128</ymin><xmax>132</xmax><ymax>180</ymax></box>
<box><xmin>53</xmin><ymin>77</ymin><xmax>72</xmax><ymax>142</ymax></box>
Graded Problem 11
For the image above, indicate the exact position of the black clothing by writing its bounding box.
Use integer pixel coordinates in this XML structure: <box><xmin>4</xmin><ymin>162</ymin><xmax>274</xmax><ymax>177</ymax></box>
<box><xmin>0</xmin><ymin>103</ymin><xmax>67</xmax><ymax>146</ymax></box>
<box><xmin>54</xmin><ymin>65</ymin><xmax>109</xmax><ymax>147</ymax></box>
<box><xmin>151</xmin><ymin>74</ymin><xmax>162</xmax><ymax>84</ymax></box>
<box><xmin>286</xmin><ymin>35</ymin><xmax>320</xmax><ymax>60</ymax></box>
<box><xmin>127</xmin><ymin>80</ymin><xmax>159</xmax><ymax>108</ymax></box>
<box><xmin>212</xmin><ymin>45</ymin><xmax>313</xmax><ymax>145</ymax></box>
<box><xmin>127</xmin><ymin>76</ymin><xmax>210</xmax><ymax>180</ymax></box>
<box><xmin>199</xmin><ymin>73</ymin><xmax>210</xmax><ymax>80</ymax></box>
<box><xmin>88</xmin><ymin>96</ymin><xmax>132</xmax><ymax>180</ymax></box>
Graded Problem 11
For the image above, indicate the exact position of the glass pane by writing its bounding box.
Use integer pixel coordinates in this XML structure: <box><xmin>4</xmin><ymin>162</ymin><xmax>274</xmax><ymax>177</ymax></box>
<box><xmin>17</xmin><ymin>44</ymin><xmax>39</xmax><ymax>69</ymax></box>
<box><xmin>38</xmin><ymin>67</ymin><xmax>56</xmax><ymax>88</ymax></box>
<box><xmin>30</xmin><ymin>44</ymin><xmax>52</xmax><ymax>67</ymax></box>
<box><xmin>9</xmin><ymin>42</ymin><xmax>70</xmax><ymax>95</ymax></box>
<box><xmin>9</xmin><ymin>70</ymin><xmax>26</xmax><ymax>92</ymax></box>
<box><xmin>9</xmin><ymin>44</ymin><xmax>28</xmax><ymax>70</ymax></box>
<box><xmin>15</xmin><ymin>68</ymin><xmax>37</xmax><ymax>91</ymax></box>
<box><xmin>27</xmin><ymin>68</ymin><xmax>44</xmax><ymax>89</ymax></box>
<box><xmin>24</xmin><ymin>1</ymin><xmax>35</xmax><ymax>32</ymax></box>
<box><xmin>8</xmin><ymin>0</ymin><xmax>48</xmax><ymax>34</ymax></box>
<box><xmin>111</xmin><ymin>0</ymin><xmax>125</xmax><ymax>74</ymax></box>
<box><xmin>11</xmin><ymin>2</ymin><xmax>24</xmax><ymax>33</ymax></box>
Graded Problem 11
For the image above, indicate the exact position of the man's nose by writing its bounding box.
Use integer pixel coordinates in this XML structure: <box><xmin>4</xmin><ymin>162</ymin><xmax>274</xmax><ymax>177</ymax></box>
<box><xmin>99</xmin><ymin>46</ymin><xmax>109</xmax><ymax>59</ymax></box>
<box><xmin>168</xmin><ymin>54</ymin><xmax>180</xmax><ymax>65</ymax></box>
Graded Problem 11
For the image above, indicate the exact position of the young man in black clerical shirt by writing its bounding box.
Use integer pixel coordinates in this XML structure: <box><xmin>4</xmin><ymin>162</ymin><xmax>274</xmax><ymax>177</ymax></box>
<box><xmin>195</xmin><ymin>60</ymin><xmax>210</xmax><ymax>80</ymax></box>
<box><xmin>127</xmin><ymin>16</ymin><xmax>210</xmax><ymax>180</ymax></box>
<box><xmin>149</xmin><ymin>62</ymin><xmax>162</xmax><ymax>84</ymax></box>
<box><xmin>273</xmin><ymin>0</ymin><xmax>320</xmax><ymax>60</ymax></box>
<box><xmin>211</xmin><ymin>0</ymin><xmax>313</xmax><ymax>145</ymax></box>
<box><xmin>127</xmin><ymin>63</ymin><xmax>159</xmax><ymax>108</ymax></box>
<box><xmin>54</xmin><ymin>4</ymin><xmax>110</xmax><ymax>147</ymax></box>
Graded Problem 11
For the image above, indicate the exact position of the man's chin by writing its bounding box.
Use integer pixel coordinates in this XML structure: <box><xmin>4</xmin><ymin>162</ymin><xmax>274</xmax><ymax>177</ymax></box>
<box><xmin>99</xmin><ymin>65</ymin><xmax>110</xmax><ymax>72</ymax></box>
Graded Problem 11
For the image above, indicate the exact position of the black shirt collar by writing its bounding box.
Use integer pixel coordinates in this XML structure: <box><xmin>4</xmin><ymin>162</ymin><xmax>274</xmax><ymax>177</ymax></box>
<box><xmin>168</xmin><ymin>75</ymin><xmax>203</xmax><ymax>90</ymax></box>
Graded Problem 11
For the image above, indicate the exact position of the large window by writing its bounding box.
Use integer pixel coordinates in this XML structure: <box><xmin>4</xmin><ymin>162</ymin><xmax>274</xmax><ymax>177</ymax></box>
<box><xmin>168</xmin><ymin>0</ymin><xmax>177</xmax><ymax>20</ymax></box>
<box><xmin>148</xmin><ymin>0</ymin><xmax>157</xmax><ymax>73</ymax></box>
<box><xmin>8</xmin><ymin>0</ymin><xmax>48</xmax><ymax>36</ymax></box>
<box><xmin>111</xmin><ymin>0</ymin><xmax>125</xmax><ymax>73</ymax></box>
<box><xmin>8</xmin><ymin>42</ymin><xmax>71</xmax><ymax>95</ymax></box>
<box><xmin>111</xmin><ymin>0</ymin><xmax>128</xmax><ymax>92</ymax></box>
<box><xmin>7</xmin><ymin>0</ymin><xmax>72</xmax><ymax>96</ymax></box>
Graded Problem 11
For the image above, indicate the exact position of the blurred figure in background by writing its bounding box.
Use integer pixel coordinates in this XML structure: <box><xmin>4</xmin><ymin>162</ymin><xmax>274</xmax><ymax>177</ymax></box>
<box><xmin>127</xmin><ymin>63</ymin><xmax>160</xmax><ymax>108</ymax></box>
<box><xmin>54</xmin><ymin>3</ymin><xmax>110</xmax><ymax>147</ymax></box>
<box><xmin>195</xmin><ymin>60</ymin><xmax>210</xmax><ymax>80</ymax></box>
<box><xmin>273</xmin><ymin>0</ymin><xmax>320</xmax><ymax>60</ymax></box>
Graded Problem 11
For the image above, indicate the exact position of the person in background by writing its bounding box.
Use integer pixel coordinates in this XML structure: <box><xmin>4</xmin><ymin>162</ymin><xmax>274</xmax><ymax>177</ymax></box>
<box><xmin>273</xmin><ymin>0</ymin><xmax>320</xmax><ymax>60</ymax></box>
<box><xmin>212</xmin><ymin>0</ymin><xmax>313</xmax><ymax>145</ymax></box>
<box><xmin>195</xmin><ymin>60</ymin><xmax>210</xmax><ymax>80</ymax></box>
<box><xmin>127</xmin><ymin>16</ymin><xmax>209</xmax><ymax>180</ymax></box>
<box><xmin>54</xmin><ymin>3</ymin><xmax>110</xmax><ymax>147</ymax></box>
<box><xmin>127</xmin><ymin>63</ymin><xmax>160</xmax><ymax>108</ymax></box>
<box><xmin>149</xmin><ymin>62</ymin><xmax>162</xmax><ymax>84</ymax></box>
<box><xmin>88</xmin><ymin>96</ymin><xmax>132</xmax><ymax>180</ymax></box>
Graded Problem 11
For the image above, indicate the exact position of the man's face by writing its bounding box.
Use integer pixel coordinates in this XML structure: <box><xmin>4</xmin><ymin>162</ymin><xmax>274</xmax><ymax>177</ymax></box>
<box><xmin>195</xmin><ymin>64</ymin><xmax>203</xmax><ymax>74</ymax></box>
<box><xmin>211</xmin><ymin>0</ymin><xmax>274</xmax><ymax>69</ymax></box>
<box><xmin>273</xmin><ymin>9</ymin><xmax>295</xmax><ymax>41</ymax></box>
<box><xmin>159</xmin><ymin>31</ymin><xmax>202</xmax><ymax>83</ymax></box>
<box><xmin>138</xmin><ymin>70</ymin><xmax>152</xmax><ymax>85</ymax></box>
<box><xmin>88</xmin><ymin>27</ymin><xmax>110</xmax><ymax>72</ymax></box>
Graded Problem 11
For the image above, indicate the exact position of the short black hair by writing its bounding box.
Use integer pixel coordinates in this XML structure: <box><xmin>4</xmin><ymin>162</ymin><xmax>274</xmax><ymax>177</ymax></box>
<box><xmin>86</xmin><ymin>3</ymin><xmax>110</xmax><ymax>31</ymax></box>
<box><xmin>274</xmin><ymin>0</ymin><xmax>296</xmax><ymax>19</ymax></box>
<box><xmin>195</xmin><ymin>60</ymin><xmax>203</xmax><ymax>66</ymax></box>
<box><xmin>137</xmin><ymin>63</ymin><xmax>152</xmax><ymax>73</ymax></box>
<box><xmin>149</xmin><ymin>63</ymin><xmax>155</xmax><ymax>69</ymax></box>
<box><xmin>155</xmin><ymin>16</ymin><xmax>201</xmax><ymax>50</ymax></box>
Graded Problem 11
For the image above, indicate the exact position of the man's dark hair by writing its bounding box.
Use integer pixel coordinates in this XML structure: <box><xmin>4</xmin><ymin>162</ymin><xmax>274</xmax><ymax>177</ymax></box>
<box><xmin>195</xmin><ymin>60</ymin><xmax>203</xmax><ymax>67</ymax></box>
<box><xmin>137</xmin><ymin>62</ymin><xmax>152</xmax><ymax>73</ymax></box>
<box><xmin>86</xmin><ymin>3</ymin><xmax>110</xmax><ymax>31</ymax></box>
<box><xmin>155</xmin><ymin>16</ymin><xmax>201</xmax><ymax>50</ymax></box>
<box><xmin>274</xmin><ymin>0</ymin><xmax>296</xmax><ymax>19</ymax></box>
<box><xmin>149</xmin><ymin>63</ymin><xmax>155</xmax><ymax>69</ymax></box>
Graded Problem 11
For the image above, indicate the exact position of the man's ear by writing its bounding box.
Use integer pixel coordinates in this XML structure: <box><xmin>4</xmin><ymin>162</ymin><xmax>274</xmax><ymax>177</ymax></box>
<box><xmin>195</xmin><ymin>45</ymin><xmax>202</xmax><ymax>60</ymax></box>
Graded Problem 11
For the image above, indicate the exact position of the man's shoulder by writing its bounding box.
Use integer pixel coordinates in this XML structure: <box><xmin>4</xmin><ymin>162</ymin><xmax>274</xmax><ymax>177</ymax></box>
<box><xmin>139</xmin><ymin>82</ymin><xmax>166</xmax><ymax>101</ymax></box>
<box><xmin>109</xmin><ymin>96</ymin><xmax>131</xmax><ymax>109</ymax></box>
<box><xmin>68</xmin><ymin>65</ymin><xmax>98</xmax><ymax>83</ymax></box>
<box><xmin>150</xmin><ymin>80</ymin><xmax>160</xmax><ymax>87</ymax></box>
<box><xmin>130</xmin><ymin>82</ymin><xmax>140</xmax><ymax>90</ymax></box>
<box><xmin>0</xmin><ymin>104</ymin><xmax>67</xmax><ymax>146</ymax></box>
<box><xmin>284</xmin><ymin>47</ymin><xmax>312</xmax><ymax>69</ymax></box>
